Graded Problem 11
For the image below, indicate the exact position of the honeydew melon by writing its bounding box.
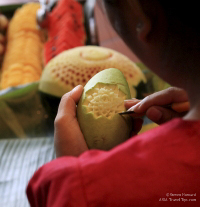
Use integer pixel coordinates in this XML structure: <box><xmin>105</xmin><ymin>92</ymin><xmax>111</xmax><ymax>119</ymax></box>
<box><xmin>77</xmin><ymin>68</ymin><xmax>132</xmax><ymax>150</ymax></box>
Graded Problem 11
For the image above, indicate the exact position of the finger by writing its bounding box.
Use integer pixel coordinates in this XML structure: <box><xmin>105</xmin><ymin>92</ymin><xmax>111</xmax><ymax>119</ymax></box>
<box><xmin>124</xmin><ymin>98</ymin><xmax>141</xmax><ymax>109</ymax></box>
<box><xmin>57</xmin><ymin>85</ymin><xmax>83</xmax><ymax>120</ymax></box>
<box><xmin>129</xmin><ymin>112</ymin><xmax>146</xmax><ymax>118</ymax></box>
<box><xmin>0</xmin><ymin>14</ymin><xmax>9</xmax><ymax>31</ymax></box>
<box><xmin>129</xmin><ymin>87</ymin><xmax>188</xmax><ymax>113</ymax></box>
<box><xmin>123</xmin><ymin>99</ymin><xmax>144</xmax><ymax>118</ymax></box>
<box><xmin>146</xmin><ymin>106</ymin><xmax>185</xmax><ymax>125</ymax></box>
<box><xmin>171</xmin><ymin>101</ymin><xmax>190</xmax><ymax>113</ymax></box>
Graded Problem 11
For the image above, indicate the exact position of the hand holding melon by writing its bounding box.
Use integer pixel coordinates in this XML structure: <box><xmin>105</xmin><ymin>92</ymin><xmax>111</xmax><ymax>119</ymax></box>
<box><xmin>54</xmin><ymin>85</ymin><xmax>88</xmax><ymax>157</ymax></box>
<box><xmin>77</xmin><ymin>68</ymin><xmax>132</xmax><ymax>150</ymax></box>
<box><xmin>54</xmin><ymin>68</ymin><xmax>134</xmax><ymax>156</ymax></box>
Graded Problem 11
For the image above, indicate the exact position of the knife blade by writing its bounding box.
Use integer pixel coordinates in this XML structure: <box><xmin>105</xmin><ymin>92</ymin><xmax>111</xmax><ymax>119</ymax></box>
<box><xmin>119</xmin><ymin>111</ymin><xmax>136</xmax><ymax>115</ymax></box>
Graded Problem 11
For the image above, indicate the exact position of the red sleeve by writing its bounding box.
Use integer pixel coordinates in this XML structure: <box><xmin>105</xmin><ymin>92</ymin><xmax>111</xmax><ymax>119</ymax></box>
<box><xmin>26</xmin><ymin>157</ymin><xmax>87</xmax><ymax>207</ymax></box>
<box><xmin>26</xmin><ymin>119</ymin><xmax>200</xmax><ymax>206</ymax></box>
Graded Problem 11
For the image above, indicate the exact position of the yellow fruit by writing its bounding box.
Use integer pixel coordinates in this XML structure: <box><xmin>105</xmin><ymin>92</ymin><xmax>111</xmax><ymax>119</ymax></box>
<box><xmin>7</xmin><ymin>3</ymin><xmax>41</xmax><ymax>39</ymax></box>
<box><xmin>0</xmin><ymin>3</ymin><xmax>44</xmax><ymax>89</ymax></box>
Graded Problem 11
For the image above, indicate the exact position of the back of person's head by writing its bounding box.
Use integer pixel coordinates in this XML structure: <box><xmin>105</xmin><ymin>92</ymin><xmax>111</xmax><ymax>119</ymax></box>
<box><xmin>103</xmin><ymin>0</ymin><xmax>200</xmax><ymax>84</ymax></box>
<box><xmin>157</xmin><ymin>1</ymin><xmax>199</xmax><ymax>32</ymax></box>
<box><xmin>139</xmin><ymin>0</ymin><xmax>200</xmax><ymax>45</ymax></box>
<box><xmin>139</xmin><ymin>0</ymin><xmax>200</xmax><ymax>76</ymax></box>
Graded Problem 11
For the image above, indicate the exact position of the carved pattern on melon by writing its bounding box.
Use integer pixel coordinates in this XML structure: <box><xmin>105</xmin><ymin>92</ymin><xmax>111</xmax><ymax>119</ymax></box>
<box><xmin>83</xmin><ymin>83</ymin><xmax>126</xmax><ymax>119</ymax></box>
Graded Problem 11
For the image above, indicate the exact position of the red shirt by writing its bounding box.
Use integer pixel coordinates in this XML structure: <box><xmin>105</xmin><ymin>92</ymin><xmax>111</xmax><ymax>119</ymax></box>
<box><xmin>26</xmin><ymin>118</ymin><xmax>200</xmax><ymax>206</ymax></box>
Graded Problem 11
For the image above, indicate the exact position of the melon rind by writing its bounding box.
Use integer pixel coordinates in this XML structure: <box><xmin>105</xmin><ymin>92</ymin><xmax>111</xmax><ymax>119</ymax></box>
<box><xmin>77</xmin><ymin>68</ymin><xmax>132</xmax><ymax>150</ymax></box>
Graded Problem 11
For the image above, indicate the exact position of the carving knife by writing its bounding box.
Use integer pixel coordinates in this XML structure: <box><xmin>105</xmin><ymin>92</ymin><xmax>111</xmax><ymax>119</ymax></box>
<box><xmin>119</xmin><ymin>101</ymin><xmax>190</xmax><ymax>115</ymax></box>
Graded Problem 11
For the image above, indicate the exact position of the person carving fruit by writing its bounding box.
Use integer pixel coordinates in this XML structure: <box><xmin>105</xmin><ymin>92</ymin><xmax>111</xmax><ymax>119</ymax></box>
<box><xmin>26</xmin><ymin>0</ymin><xmax>200</xmax><ymax>206</ymax></box>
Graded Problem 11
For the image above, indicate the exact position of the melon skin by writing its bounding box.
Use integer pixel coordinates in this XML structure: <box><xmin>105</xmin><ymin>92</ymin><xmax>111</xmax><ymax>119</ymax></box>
<box><xmin>77</xmin><ymin>109</ymin><xmax>132</xmax><ymax>150</ymax></box>
<box><xmin>77</xmin><ymin>68</ymin><xmax>132</xmax><ymax>150</ymax></box>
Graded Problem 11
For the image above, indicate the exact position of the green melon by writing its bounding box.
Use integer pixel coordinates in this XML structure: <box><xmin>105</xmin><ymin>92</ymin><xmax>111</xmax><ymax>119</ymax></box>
<box><xmin>77</xmin><ymin>68</ymin><xmax>132</xmax><ymax>150</ymax></box>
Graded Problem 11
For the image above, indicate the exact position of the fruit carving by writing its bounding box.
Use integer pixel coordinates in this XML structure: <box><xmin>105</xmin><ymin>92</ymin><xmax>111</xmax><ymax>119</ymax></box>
<box><xmin>77</xmin><ymin>68</ymin><xmax>132</xmax><ymax>150</ymax></box>
<box><xmin>39</xmin><ymin>46</ymin><xmax>146</xmax><ymax>98</ymax></box>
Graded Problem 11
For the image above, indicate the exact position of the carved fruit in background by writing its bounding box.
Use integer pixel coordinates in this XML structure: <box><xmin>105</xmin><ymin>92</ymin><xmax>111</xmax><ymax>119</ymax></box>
<box><xmin>39</xmin><ymin>46</ymin><xmax>147</xmax><ymax>98</ymax></box>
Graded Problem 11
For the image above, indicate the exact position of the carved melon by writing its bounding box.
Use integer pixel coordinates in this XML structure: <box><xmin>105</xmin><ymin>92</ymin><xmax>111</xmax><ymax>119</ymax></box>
<box><xmin>39</xmin><ymin>46</ymin><xmax>146</xmax><ymax>98</ymax></box>
<box><xmin>77</xmin><ymin>68</ymin><xmax>132</xmax><ymax>150</ymax></box>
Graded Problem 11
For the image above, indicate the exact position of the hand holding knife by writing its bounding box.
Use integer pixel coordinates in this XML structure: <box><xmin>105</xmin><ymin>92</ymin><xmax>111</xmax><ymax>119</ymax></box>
<box><xmin>119</xmin><ymin>101</ymin><xmax>190</xmax><ymax>115</ymax></box>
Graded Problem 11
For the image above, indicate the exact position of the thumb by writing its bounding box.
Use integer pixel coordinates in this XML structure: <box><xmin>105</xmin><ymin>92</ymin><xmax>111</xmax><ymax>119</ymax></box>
<box><xmin>54</xmin><ymin>85</ymin><xmax>88</xmax><ymax>157</ymax></box>
<box><xmin>146</xmin><ymin>106</ymin><xmax>185</xmax><ymax>125</ymax></box>
<box><xmin>57</xmin><ymin>85</ymin><xmax>84</xmax><ymax>119</ymax></box>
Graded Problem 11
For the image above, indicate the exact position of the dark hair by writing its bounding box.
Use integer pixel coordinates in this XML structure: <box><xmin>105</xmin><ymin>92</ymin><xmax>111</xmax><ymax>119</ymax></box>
<box><xmin>139</xmin><ymin>0</ymin><xmax>200</xmax><ymax>76</ymax></box>
<box><xmin>158</xmin><ymin>1</ymin><xmax>198</xmax><ymax>31</ymax></box>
